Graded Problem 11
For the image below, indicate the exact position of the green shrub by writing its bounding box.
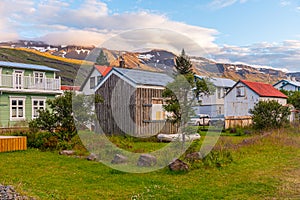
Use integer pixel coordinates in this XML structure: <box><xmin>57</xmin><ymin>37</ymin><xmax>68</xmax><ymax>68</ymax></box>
<box><xmin>250</xmin><ymin>100</ymin><xmax>290</xmax><ymax>130</ymax></box>
<box><xmin>202</xmin><ymin>150</ymin><xmax>233</xmax><ymax>168</ymax></box>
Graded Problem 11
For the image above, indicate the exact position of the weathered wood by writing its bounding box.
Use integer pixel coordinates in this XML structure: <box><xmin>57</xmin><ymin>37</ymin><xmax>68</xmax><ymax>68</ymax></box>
<box><xmin>0</xmin><ymin>136</ymin><xmax>27</xmax><ymax>152</ymax></box>
<box><xmin>225</xmin><ymin>116</ymin><xmax>253</xmax><ymax>129</ymax></box>
<box><xmin>96</xmin><ymin>74</ymin><xmax>178</xmax><ymax>136</ymax></box>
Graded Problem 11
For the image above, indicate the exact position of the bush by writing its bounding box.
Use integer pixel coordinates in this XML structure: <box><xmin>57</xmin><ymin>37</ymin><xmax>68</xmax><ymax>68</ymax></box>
<box><xmin>250</xmin><ymin>100</ymin><xmax>290</xmax><ymax>130</ymax></box>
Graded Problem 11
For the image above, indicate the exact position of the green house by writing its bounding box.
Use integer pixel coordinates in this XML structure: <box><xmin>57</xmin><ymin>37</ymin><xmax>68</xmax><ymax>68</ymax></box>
<box><xmin>0</xmin><ymin>61</ymin><xmax>62</xmax><ymax>128</ymax></box>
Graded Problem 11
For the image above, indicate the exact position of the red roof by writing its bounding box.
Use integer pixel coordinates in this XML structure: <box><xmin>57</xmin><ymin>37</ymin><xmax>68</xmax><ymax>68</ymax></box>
<box><xmin>241</xmin><ymin>80</ymin><xmax>288</xmax><ymax>98</ymax></box>
<box><xmin>95</xmin><ymin>65</ymin><xmax>112</xmax><ymax>77</ymax></box>
<box><xmin>61</xmin><ymin>85</ymin><xmax>81</xmax><ymax>91</ymax></box>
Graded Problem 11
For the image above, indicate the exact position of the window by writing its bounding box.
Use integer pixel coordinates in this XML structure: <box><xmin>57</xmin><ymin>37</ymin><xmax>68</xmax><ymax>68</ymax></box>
<box><xmin>32</xmin><ymin>99</ymin><xmax>46</xmax><ymax>119</ymax></box>
<box><xmin>90</xmin><ymin>77</ymin><xmax>95</xmax><ymax>89</ymax></box>
<box><xmin>10</xmin><ymin>97</ymin><xmax>26</xmax><ymax>120</ymax></box>
<box><xmin>236</xmin><ymin>86</ymin><xmax>245</xmax><ymax>97</ymax></box>
<box><xmin>217</xmin><ymin>88</ymin><xmax>222</xmax><ymax>99</ymax></box>
<box><xmin>97</xmin><ymin>76</ymin><xmax>102</xmax><ymax>85</ymax></box>
<box><xmin>34</xmin><ymin>72</ymin><xmax>45</xmax><ymax>84</ymax></box>
<box><xmin>151</xmin><ymin>98</ymin><xmax>166</xmax><ymax>120</ymax></box>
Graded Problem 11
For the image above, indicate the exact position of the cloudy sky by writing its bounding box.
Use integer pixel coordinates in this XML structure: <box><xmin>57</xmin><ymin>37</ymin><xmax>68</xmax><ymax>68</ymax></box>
<box><xmin>0</xmin><ymin>0</ymin><xmax>300</xmax><ymax>72</ymax></box>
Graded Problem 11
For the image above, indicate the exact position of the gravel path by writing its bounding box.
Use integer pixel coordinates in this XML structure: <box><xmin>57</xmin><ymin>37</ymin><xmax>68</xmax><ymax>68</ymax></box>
<box><xmin>0</xmin><ymin>185</ymin><xmax>34</xmax><ymax>200</ymax></box>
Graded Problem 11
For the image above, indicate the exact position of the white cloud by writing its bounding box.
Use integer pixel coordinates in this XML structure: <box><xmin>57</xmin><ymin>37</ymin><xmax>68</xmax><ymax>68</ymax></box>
<box><xmin>280</xmin><ymin>0</ymin><xmax>291</xmax><ymax>7</ymax></box>
<box><xmin>0</xmin><ymin>0</ymin><xmax>219</xmax><ymax>56</ymax></box>
<box><xmin>209</xmin><ymin>0</ymin><xmax>248</xmax><ymax>9</ymax></box>
<box><xmin>213</xmin><ymin>41</ymin><xmax>300</xmax><ymax>72</ymax></box>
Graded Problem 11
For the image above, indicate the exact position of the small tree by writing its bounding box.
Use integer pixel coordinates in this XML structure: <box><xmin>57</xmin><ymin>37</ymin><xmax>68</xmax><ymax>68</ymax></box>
<box><xmin>163</xmin><ymin>49</ymin><xmax>214</xmax><ymax>131</ymax></box>
<box><xmin>249</xmin><ymin>100</ymin><xmax>290</xmax><ymax>130</ymax></box>
<box><xmin>96</xmin><ymin>49</ymin><xmax>109</xmax><ymax>66</ymax></box>
<box><xmin>29</xmin><ymin>91</ymin><xmax>100</xmax><ymax>141</ymax></box>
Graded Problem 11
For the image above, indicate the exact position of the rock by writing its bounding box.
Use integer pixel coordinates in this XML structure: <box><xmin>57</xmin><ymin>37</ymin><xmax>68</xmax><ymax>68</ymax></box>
<box><xmin>86</xmin><ymin>153</ymin><xmax>99</xmax><ymax>161</ymax></box>
<box><xmin>185</xmin><ymin>152</ymin><xmax>201</xmax><ymax>161</ymax></box>
<box><xmin>137</xmin><ymin>154</ymin><xmax>157</xmax><ymax>167</ymax></box>
<box><xmin>111</xmin><ymin>154</ymin><xmax>128</xmax><ymax>164</ymax></box>
<box><xmin>59</xmin><ymin>150</ymin><xmax>75</xmax><ymax>156</ymax></box>
<box><xmin>168</xmin><ymin>159</ymin><xmax>189</xmax><ymax>171</ymax></box>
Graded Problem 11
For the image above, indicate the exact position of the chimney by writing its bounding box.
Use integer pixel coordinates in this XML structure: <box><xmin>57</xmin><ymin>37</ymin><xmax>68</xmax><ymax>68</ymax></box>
<box><xmin>119</xmin><ymin>55</ymin><xmax>125</xmax><ymax>68</ymax></box>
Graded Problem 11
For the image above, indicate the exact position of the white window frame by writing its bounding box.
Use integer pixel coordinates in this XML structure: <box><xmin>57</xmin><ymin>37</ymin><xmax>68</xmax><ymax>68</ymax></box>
<box><xmin>33</xmin><ymin>71</ymin><xmax>46</xmax><ymax>88</ymax></box>
<box><xmin>10</xmin><ymin>96</ymin><xmax>26</xmax><ymax>121</ymax></box>
<box><xmin>31</xmin><ymin>97</ymin><xmax>46</xmax><ymax>119</ymax></box>
<box><xmin>13</xmin><ymin>70</ymin><xmax>24</xmax><ymax>89</ymax></box>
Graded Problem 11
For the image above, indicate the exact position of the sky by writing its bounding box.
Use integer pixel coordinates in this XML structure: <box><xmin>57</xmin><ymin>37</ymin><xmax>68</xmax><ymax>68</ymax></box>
<box><xmin>0</xmin><ymin>0</ymin><xmax>300</xmax><ymax>72</ymax></box>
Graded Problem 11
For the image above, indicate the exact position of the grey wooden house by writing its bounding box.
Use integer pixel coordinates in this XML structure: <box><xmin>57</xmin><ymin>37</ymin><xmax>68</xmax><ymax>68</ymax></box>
<box><xmin>94</xmin><ymin>68</ymin><xmax>176</xmax><ymax>136</ymax></box>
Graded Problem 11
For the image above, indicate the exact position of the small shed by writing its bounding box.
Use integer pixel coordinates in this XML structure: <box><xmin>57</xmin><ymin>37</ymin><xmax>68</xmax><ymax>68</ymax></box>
<box><xmin>94</xmin><ymin>68</ymin><xmax>176</xmax><ymax>136</ymax></box>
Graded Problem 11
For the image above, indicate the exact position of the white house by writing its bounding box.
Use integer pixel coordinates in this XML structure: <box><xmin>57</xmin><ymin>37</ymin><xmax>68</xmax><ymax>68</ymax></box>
<box><xmin>194</xmin><ymin>76</ymin><xmax>236</xmax><ymax>117</ymax></box>
<box><xmin>273</xmin><ymin>79</ymin><xmax>300</xmax><ymax>92</ymax></box>
<box><xmin>224</xmin><ymin>80</ymin><xmax>288</xmax><ymax>128</ymax></box>
<box><xmin>80</xmin><ymin>65</ymin><xmax>112</xmax><ymax>95</ymax></box>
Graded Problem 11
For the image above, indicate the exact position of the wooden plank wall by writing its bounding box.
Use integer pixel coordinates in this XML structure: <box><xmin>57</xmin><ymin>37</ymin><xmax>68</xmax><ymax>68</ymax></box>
<box><xmin>0</xmin><ymin>136</ymin><xmax>27</xmax><ymax>152</ymax></box>
<box><xmin>96</xmin><ymin>74</ymin><xmax>136</xmax><ymax>135</ymax></box>
<box><xmin>225</xmin><ymin>116</ymin><xmax>253</xmax><ymax>129</ymax></box>
<box><xmin>95</xmin><ymin>74</ymin><xmax>178</xmax><ymax>136</ymax></box>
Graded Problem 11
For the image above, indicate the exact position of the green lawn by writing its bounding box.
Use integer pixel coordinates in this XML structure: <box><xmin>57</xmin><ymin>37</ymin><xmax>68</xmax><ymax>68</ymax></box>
<box><xmin>0</xmin><ymin>130</ymin><xmax>300</xmax><ymax>199</ymax></box>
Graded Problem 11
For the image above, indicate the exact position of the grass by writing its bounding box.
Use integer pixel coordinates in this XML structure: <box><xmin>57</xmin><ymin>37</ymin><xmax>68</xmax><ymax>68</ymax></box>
<box><xmin>0</xmin><ymin>128</ymin><xmax>300</xmax><ymax>199</ymax></box>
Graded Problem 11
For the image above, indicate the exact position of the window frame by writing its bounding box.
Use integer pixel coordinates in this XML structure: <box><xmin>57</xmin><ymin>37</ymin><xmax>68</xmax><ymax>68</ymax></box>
<box><xmin>33</xmin><ymin>71</ymin><xmax>45</xmax><ymax>85</ymax></box>
<box><xmin>10</xmin><ymin>96</ymin><xmax>26</xmax><ymax>121</ymax></box>
<box><xmin>31</xmin><ymin>97</ymin><xmax>46</xmax><ymax>119</ymax></box>
<box><xmin>90</xmin><ymin>77</ymin><xmax>95</xmax><ymax>89</ymax></box>
<box><xmin>236</xmin><ymin>86</ymin><xmax>246</xmax><ymax>97</ymax></box>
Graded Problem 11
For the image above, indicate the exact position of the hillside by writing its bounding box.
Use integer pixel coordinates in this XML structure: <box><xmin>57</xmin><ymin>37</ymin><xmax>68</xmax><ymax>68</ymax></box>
<box><xmin>0</xmin><ymin>42</ymin><xmax>297</xmax><ymax>84</ymax></box>
<box><xmin>0</xmin><ymin>47</ymin><xmax>92</xmax><ymax>85</ymax></box>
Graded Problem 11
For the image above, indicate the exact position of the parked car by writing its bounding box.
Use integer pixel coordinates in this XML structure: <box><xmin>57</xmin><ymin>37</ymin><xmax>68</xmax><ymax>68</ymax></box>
<box><xmin>188</xmin><ymin>114</ymin><xmax>211</xmax><ymax>126</ymax></box>
<box><xmin>210</xmin><ymin>114</ymin><xmax>225</xmax><ymax>127</ymax></box>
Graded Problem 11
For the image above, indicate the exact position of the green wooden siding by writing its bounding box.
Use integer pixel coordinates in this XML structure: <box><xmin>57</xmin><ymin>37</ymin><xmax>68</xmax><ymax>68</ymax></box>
<box><xmin>0</xmin><ymin>92</ymin><xmax>56</xmax><ymax>128</ymax></box>
<box><xmin>1</xmin><ymin>67</ymin><xmax>55</xmax><ymax>78</ymax></box>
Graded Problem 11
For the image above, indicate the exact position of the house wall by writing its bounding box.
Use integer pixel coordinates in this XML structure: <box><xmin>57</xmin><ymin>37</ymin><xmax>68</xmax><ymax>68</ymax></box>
<box><xmin>95</xmin><ymin>74</ymin><xmax>177</xmax><ymax>135</ymax></box>
<box><xmin>81</xmin><ymin>69</ymin><xmax>101</xmax><ymax>95</ymax></box>
<box><xmin>135</xmin><ymin>87</ymin><xmax>177</xmax><ymax>135</ymax></box>
<box><xmin>0</xmin><ymin>67</ymin><xmax>55</xmax><ymax>78</ymax></box>
<box><xmin>259</xmin><ymin>97</ymin><xmax>287</xmax><ymax>105</ymax></box>
<box><xmin>196</xmin><ymin>87</ymin><xmax>229</xmax><ymax>117</ymax></box>
<box><xmin>225</xmin><ymin>82</ymin><xmax>260</xmax><ymax>117</ymax></box>
<box><xmin>95</xmin><ymin>74</ymin><xmax>136</xmax><ymax>135</ymax></box>
<box><xmin>0</xmin><ymin>92</ymin><xmax>56</xmax><ymax>128</ymax></box>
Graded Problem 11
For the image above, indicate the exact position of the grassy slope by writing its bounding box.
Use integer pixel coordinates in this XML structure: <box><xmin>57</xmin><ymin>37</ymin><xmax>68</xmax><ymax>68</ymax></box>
<box><xmin>0</xmin><ymin>130</ymin><xmax>300</xmax><ymax>199</ymax></box>
<box><xmin>0</xmin><ymin>48</ymin><xmax>92</xmax><ymax>85</ymax></box>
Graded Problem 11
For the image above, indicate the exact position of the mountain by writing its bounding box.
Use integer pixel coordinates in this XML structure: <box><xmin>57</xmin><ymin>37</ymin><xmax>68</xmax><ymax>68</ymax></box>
<box><xmin>0</xmin><ymin>40</ymin><xmax>297</xmax><ymax>84</ymax></box>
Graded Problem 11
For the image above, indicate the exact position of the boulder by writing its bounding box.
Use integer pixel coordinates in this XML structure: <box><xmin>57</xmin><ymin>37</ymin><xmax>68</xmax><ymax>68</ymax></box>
<box><xmin>59</xmin><ymin>150</ymin><xmax>75</xmax><ymax>156</ymax></box>
<box><xmin>157</xmin><ymin>133</ymin><xmax>200</xmax><ymax>142</ymax></box>
<box><xmin>111</xmin><ymin>154</ymin><xmax>128</xmax><ymax>164</ymax></box>
<box><xmin>169</xmin><ymin>159</ymin><xmax>189</xmax><ymax>171</ymax></box>
<box><xmin>87</xmin><ymin>153</ymin><xmax>99</xmax><ymax>161</ymax></box>
<box><xmin>137</xmin><ymin>154</ymin><xmax>157</xmax><ymax>167</ymax></box>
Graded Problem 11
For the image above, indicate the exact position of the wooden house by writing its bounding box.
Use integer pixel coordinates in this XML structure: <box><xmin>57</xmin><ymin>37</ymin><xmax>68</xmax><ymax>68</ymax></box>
<box><xmin>273</xmin><ymin>79</ymin><xmax>300</xmax><ymax>92</ymax></box>
<box><xmin>94</xmin><ymin>67</ymin><xmax>176</xmax><ymax>136</ymax></box>
<box><xmin>224</xmin><ymin>80</ymin><xmax>288</xmax><ymax>128</ymax></box>
<box><xmin>0</xmin><ymin>61</ymin><xmax>62</xmax><ymax>128</ymax></box>
<box><xmin>80</xmin><ymin>65</ymin><xmax>112</xmax><ymax>95</ymax></box>
<box><xmin>194</xmin><ymin>75</ymin><xmax>236</xmax><ymax>117</ymax></box>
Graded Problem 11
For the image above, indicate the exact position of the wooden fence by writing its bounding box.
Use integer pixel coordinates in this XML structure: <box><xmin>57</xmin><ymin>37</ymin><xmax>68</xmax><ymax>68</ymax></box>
<box><xmin>0</xmin><ymin>136</ymin><xmax>27</xmax><ymax>153</ymax></box>
<box><xmin>225</xmin><ymin>116</ymin><xmax>253</xmax><ymax>129</ymax></box>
